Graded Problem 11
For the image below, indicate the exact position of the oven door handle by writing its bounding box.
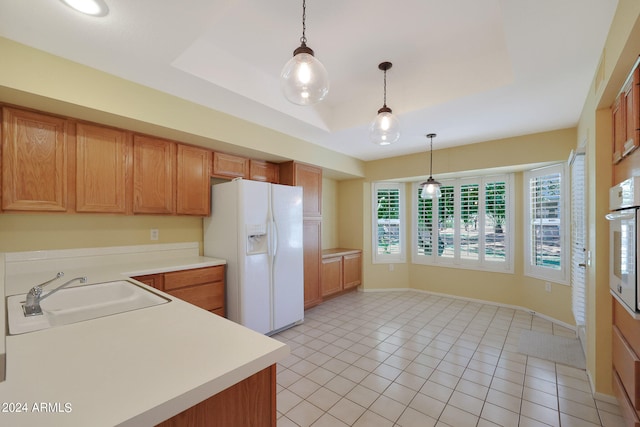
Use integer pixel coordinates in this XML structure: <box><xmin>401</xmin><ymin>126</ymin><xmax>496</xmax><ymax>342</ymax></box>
<box><xmin>606</xmin><ymin>211</ymin><xmax>636</xmax><ymax>221</ymax></box>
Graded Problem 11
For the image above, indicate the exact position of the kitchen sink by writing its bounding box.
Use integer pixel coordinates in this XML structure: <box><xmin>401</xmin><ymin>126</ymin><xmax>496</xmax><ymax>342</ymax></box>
<box><xmin>7</xmin><ymin>280</ymin><xmax>170</xmax><ymax>335</ymax></box>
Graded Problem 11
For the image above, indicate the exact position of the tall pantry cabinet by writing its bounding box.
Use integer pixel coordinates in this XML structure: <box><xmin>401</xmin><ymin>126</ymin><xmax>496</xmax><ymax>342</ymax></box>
<box><xmin>279</xmin><ymin>161</ymin><xmax>323</xmax><ymax>309</ymax></box>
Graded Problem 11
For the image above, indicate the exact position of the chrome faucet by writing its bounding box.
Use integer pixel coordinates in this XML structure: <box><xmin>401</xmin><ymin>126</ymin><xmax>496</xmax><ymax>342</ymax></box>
<box><xmin>23</xmin><ymin>272</ymin><xmax>87</xmax><ymax>316</ymax></box>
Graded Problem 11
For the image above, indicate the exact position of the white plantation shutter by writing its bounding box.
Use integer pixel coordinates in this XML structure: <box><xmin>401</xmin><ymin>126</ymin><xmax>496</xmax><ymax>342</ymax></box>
<box><xmin>373</xmin><ymin>183</ymin><xmax>405</xmax><ymax>263</ymax></box>
<box><xmin>571</xmin><ymin>152</ymin><xmax>586</xmax><ymax>327</ymax></box>
<box><xmin>524</xmin><ymin>164</ymin><xmax>568</xmax><ymax>283</ymax></box>
<box><xmin>459</xmin><ymin>183</ymin><xmax>479</xmax><ymax>261</ymax></box>
<box><xmin>412</xmin><ymin>175</ymin><xmax>512</xmax><ymax>272</ymax></box>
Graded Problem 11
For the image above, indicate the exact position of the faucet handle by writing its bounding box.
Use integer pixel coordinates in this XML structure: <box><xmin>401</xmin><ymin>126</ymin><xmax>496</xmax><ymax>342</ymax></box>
<box><xmin>35</xmin><ymin>272</ymin><xmax>64</xmax><ymax>289</ymax></box>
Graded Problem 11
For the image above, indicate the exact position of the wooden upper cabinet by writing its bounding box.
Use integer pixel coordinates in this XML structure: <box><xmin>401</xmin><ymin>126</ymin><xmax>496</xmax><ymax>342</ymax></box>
<box><xmin>132</xmin><ymin>135</ymin><xmax>176</xmax><ymax>214</ymax></box>
<box><xmin>76</xmin><ymin>123</ymin><xmax>130</xmax><ymax>213</ymax></box>
<box><xmin>212</xmin><ymin>152</ymin><xmax>248</xmax><ymax>179</ymax></box>
<box><xmin>279</xmin><ymin>161</ymin><xmax>322</xmax><ymax>218</ymax></box>
<box><xmin>177</xmin><ymin>144</ymin><xmax>211</xmax><ymax>216</ymax></box>
<box><xmin>624</xmin><ymin>67</ymin><xmax>640</xmax><ymax>156</ymax></box>
<box><xmin>2</xmin><ymin>107</ymin><xmax>68</xmax><ymax>211</ymax></box>
<box><xmin>613</xmin><ymin>65</ymin><xmax>640</xmax><ymax>164</ymax></box>
<box><xmin>249</xmin><ymin>160</ymin><xmax>279</xmax><ymax>183</ymax></box>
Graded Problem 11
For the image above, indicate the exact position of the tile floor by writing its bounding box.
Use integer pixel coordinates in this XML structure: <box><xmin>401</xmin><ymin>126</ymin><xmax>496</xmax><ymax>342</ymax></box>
<box><xmin>272</xmin><ymin>290</ymin><xmax>624</xmax><ymax>427</ymax></box>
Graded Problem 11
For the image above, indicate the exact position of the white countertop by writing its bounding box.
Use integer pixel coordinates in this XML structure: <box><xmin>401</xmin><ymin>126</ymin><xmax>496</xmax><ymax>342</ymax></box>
<box><xmin>0</xmin><ymin>253</ymin><xmax>290</xmax><ymax>426</ymax></box>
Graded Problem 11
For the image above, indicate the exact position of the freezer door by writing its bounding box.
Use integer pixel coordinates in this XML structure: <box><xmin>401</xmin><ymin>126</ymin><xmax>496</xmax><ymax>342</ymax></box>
<box><xmin>238</xmin><ymin>180</ymin><xmax>272</xmax><ymax>334</ymax></box>
<box><xmin>270</xmin><ymin>184</ymin><xmax>304</xmax><ymax>331</ymax></box>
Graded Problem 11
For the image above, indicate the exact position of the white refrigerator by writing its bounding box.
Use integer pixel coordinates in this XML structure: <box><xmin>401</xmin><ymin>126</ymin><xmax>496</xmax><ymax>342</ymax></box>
<box><xmin>203</xmin><ymin>179</ymin><xmax>304</xmax><ymax>335</ymax></box>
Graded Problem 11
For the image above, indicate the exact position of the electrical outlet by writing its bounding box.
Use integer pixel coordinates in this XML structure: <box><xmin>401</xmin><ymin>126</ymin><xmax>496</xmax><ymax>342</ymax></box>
<box><xmin>389</xmin><ymin>264</ymin><xmax>394</xmax><ymax>272</ymax></box>
<box><xmin>150</xmin><ymin>228</ymin><xmax>159</xmax><ymax>241</ymax></box>
<box><xmin>545</xmin><ymin>282</ymin><xmax>551</xmax><ymax>293</ymax></box>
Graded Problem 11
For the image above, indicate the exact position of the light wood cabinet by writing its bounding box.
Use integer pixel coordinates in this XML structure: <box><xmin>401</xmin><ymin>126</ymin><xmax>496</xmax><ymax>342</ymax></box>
<box><xmin>343</xmin><ymin>252</ymin><xmax>362</xmax><ymax>289</ymax></box>
<box><xmin>321</xmin><ymin>249</ymin><xmax>362</xmax><ymax>298</ymax></box>
<box><xmin>249</xmin><ymin>159</ymin><xmax>279</xmax><ymax>183</ymax></box>
<box><xmin>212</xmin><ymin>152</ymin><xmax>248</xmax><ymax>179</ymax></box>
<box><xmin>279</xmin><ymin>161</ymin><xmax>322</xmax><ymax>217</ymax></box>
<box><xmin>280</xmin><ymin>161</ymin><xmax>323</xmax><ymax>308</ymax></box>
<box><xmin>133</xmin><ymin>265</ymin><xmax>225</xmax><ymax>317</ymax></box>
<box><xmin>133</xmin><ymin>135</ymin><xmax>176</xmax><ymax>214</ymax></box>
<box><xmin>303</xmin><ymin>219</ymin><xmax>322</xmax><ymax>309</ymax></box>
<box><xmin>612</xmin><ymin>65</ymin><xmax>640</xmax><ymax>164</ymax></box>
<box><xmin>75</xmin><ymin>123</ymin><xmax>130</xmax><ymax>213</ymax></box>
<box><xmin>321</xmin><ymin>256</ymin><xmax>343</xmax><ymax>297</ymax></box>
<box><xmin>156</xmin><ymin>364</ymin><xmax>276</xmax><ymax>427</ymax></box>
<box><xmin>177</xmin><ymin>144</ymin><xmax>211</xmax><ymax>216</ymax></box>
<box><xmin>613</xmin><ymin>299</ymin><xmax>640</xmax><ymax>426</ymax></box>
<box><xmin>2</xmin><ymin>107</ymin><xmax>69</xmax><ymax>211</ymax></box>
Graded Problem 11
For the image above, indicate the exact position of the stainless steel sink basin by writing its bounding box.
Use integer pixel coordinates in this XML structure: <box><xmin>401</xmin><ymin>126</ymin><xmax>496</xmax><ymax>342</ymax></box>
<box><xmin>7</xmin><ymin>280</ymin><xmax>170</xmax><ymax>335</ymax></box>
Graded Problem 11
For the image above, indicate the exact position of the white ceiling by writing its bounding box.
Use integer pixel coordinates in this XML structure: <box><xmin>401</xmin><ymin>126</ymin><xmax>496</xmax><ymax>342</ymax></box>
<box><xmin>0</xmin><ymin>0</ymin><xmax>618</xmax><ymax>161</ymax></box>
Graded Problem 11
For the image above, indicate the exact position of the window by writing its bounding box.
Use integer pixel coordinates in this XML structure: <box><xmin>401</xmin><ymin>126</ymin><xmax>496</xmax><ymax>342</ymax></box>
<box><xmin>373</xmin><ymin>182</ymin><xmax>405</xmax><ymax>263</ymax></box>
<box><xmin>412</xmin><ymin>175</ymin><xmax>513</xmax><ymax>272</ymax></box>
<box><xmin>524</xmin><ymin>164</ymin><xmax>568</xmax><ymax>283</ymax></box>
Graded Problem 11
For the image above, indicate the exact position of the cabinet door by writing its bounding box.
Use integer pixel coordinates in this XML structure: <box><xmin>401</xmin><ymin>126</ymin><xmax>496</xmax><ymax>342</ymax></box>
<box><xmin>212</xmin><ymin>152</ymin><xmax>248</xmax><ymax>179</ymax></box>
<box><xmin>177</xmin><ymin>144</ymin><xmax>211</xmax><ymax>216</ymax></box>
<box><xmin>321</xmin><ymin>256</ymin><xmax>343</xmax><ymax>297</ymax></box>
<box><xmin>279</xmin><ymin>161</ymin><xmax>322</xmax><ymax>217</ymax></box>
<box><xmin>343</xmin><ymin>252</ymin><xmax>362</xmax><ymax>289</ymax></box>
<box><xmin>132</xmin><ymin>273</ymin><xmax>164</xmax><ymax>290</ymax></box>
<box><xmin>624</xmin><ymin>67</ymin><xmax>640</xmax><ymax>156</ymax></box>
<box><xmin>249</xmin><ymin>160</ymin><xmax>279</xmax><ymax>183</ymax></box>
<box><xmin>2</xmin><ymin>107</ymin><xmax>68</xmax><ymax>211</ymax></box>
<box><xmin>76</xmin><ymin>123</ymin><xmax>129</xmax><ymax>213</ymax></box>
<box><xmin>303</xmin><ymin>219</ymin><xmax>322</xmax><ymax>309</ymax></box>
<box><xmin>132</xmin><ymin>135</ymin><xmax>176</xmax><ymax>214</ymax></box>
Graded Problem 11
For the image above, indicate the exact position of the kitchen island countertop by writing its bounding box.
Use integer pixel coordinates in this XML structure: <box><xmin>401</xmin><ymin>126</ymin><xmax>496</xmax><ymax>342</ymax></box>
<box><xmin>0</xmin><ymin>245</ymin><xmax>289</xmax><ymax>426</ymax></box>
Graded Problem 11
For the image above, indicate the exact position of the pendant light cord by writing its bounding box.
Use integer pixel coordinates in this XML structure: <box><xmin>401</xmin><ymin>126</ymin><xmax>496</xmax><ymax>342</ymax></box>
<box><xmin>383</xmin><ymin>68</ymin><xmax>388</xmax><ymax>108</ymax></box>
<box><xmin>429</xmin><ymin>135</ymin><xmax>434</xmax><ymax>177</ymax></box>
<box><xmin>300</xmin><ymin>0</ymin><xmax>307</xmax><ymax>45</ymax></box>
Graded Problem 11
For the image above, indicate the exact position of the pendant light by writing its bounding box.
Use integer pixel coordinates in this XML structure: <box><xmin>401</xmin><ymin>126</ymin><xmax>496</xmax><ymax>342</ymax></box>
<box><xmin>420</xmin><ymin>133</ymin><xmax>442</xmax><ymax>199</ymax></box>
<box><xmin>280</xmin><ymin>0</ymin><xmax>329</xmax><ymax>106</ymax></box>
<box><xmin>370</xmin><ymin>61</ymin><xmax>400</xmax><ymax>146</ymax></box>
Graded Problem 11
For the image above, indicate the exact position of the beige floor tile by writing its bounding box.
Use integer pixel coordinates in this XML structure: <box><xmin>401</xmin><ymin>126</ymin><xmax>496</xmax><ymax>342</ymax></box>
<box><xmin>396</xmin><ymin>406</ymin><xmax>438</xmax><ymax>427</ymax></box>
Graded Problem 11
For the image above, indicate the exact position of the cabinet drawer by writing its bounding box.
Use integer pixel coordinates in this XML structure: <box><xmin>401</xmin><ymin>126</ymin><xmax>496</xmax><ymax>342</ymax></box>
<box><xmin>614</xmin><ymin>299</ymin><xmax>640</xmax><ymax>357</ymax></box>
<box><xmin>168</xmin><ymin>282</ymin><xmax>224</xmax><ymax>311</ymax></box>
<box><xmin>164</xmin><ymin>266</ymin><xmax>224</xmax><ymax>291</ymax></box>
<box><xmin>613</xmin><ymin>325</ymin><xmax>640</xmax><ymax>408</ymax></box>
<box><xmin>614</xmin><ymin>370</ymin><xmax>640</xmax><ymax>427</ymax></box>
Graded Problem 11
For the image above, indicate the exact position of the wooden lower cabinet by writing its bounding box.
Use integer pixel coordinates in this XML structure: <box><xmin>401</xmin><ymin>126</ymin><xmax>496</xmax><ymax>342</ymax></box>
<box><xmin>321</xmin><ymin>249</ymin><xmax>362</xmax><ymax>298</ymax></box>
<box><xmin>156</xmin><ymin>364</ymin><xmax>276</xmax><ymax>427</ymax></box>
<box><xmin>613</xmin><ymin>299</ymin><xmax>640</xmax><ymax>426</ymax></box>
<box><xmin>132</xmin><ymin>265</ymin><xmax>225</xmax><ymax>317</ymax></box>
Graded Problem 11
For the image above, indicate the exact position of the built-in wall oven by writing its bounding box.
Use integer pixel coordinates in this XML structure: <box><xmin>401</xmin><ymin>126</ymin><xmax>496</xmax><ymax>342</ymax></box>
<box><xmin>607</xmin><ymin>177</ymin><xmax>640</xmax><ymax>312</ymax></box>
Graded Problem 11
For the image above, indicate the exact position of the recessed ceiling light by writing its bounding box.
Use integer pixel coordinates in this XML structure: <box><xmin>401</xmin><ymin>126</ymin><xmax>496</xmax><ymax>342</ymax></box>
<box><xmin>60</xmin><ymin>0</ymin><xmax>109</xmax><ymax>17</ymax></box>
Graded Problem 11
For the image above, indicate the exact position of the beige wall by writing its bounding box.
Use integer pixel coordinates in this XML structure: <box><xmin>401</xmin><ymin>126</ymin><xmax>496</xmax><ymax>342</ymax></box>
<box><xmin>339</xmin><ymin>129</ymin><xmax>577</xmax><ymax>325</ymax></box>
<box><xmin>575</xmin><ymin>0</ymin><xmax>640</xmax><ymax>396</ymax></box>
<box><xmin>0</xmin><ymin>214</ymin><xmax>203</xmax><ymax>253</ymax></box>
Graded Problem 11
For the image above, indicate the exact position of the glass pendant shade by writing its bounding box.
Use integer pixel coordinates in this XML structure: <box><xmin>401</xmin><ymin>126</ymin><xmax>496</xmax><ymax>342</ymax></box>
<box><xmin>420</xmin><ymin>177</ymin><xmax>442</xmax><ymax>199</ymax></box>
<box><xmin>370</xmin><ymin>61</ymin><xmax>400</xmax><ymax>145</ymax></box>
<box><xmin>370</xmin><ymin>107</ymin><xmax>400</xmax><ymax>145</ymax></box>
<box><xmin>281</xmin><ymin>46</ymin><xmax>329</xmax><ymax>106</ymax></box>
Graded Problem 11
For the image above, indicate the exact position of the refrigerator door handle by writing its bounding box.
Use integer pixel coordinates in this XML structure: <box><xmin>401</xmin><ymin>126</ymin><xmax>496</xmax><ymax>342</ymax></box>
<box><xmin>272</xmin><ymin>219</ymin><xmax>279</xmax><ymax>258</ymax></box>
